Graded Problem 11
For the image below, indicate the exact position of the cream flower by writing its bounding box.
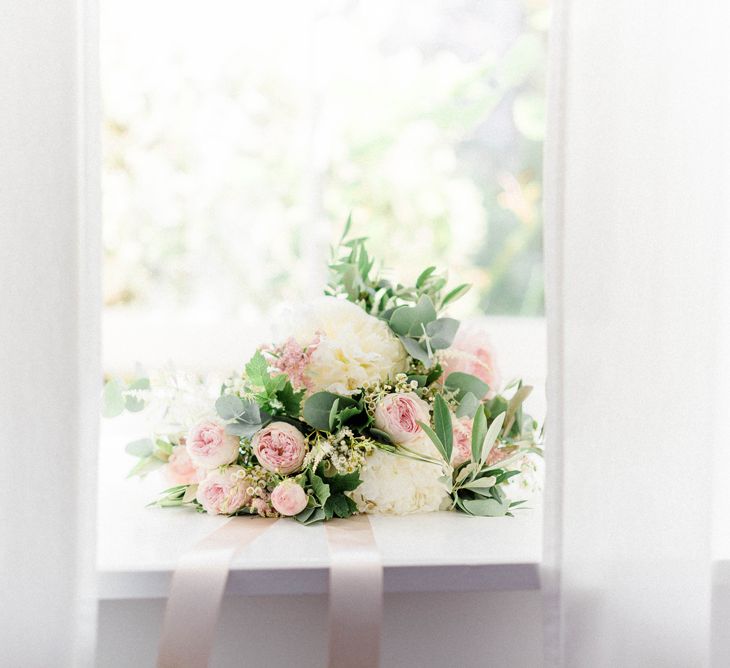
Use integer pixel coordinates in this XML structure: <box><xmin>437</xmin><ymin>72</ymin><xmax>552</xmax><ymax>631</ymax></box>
<box><xmin>349</xmin><ymin>446</ymin><xmax>449</xmax><ymax>515</ymax></box>
<box><xmin>279</xmin><ymin>297</ymin><xmax>407</xmax><ymax>395</ymax></box>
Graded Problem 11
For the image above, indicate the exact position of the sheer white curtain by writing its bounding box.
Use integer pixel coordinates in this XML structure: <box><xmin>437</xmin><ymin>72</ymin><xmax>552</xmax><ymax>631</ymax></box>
<box><xmin>0</xmin><ymin>1</ymin><xmax>99</xmax><ymax>665</ymax></box>
<box><xmin>543</xmin><ymin>1</ymin><xmax>730</xmax><ymax>666</ymax></box>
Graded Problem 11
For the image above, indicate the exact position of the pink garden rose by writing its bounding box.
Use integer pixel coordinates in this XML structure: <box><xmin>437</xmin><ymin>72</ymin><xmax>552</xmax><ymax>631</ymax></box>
<box><xmin>252</xmin><ymin>422</ymin><xmax>306</xmax><ymax>475</ymax></box>
<box><xmin>451</xmin><ymin>415</ymin><xmax>473</xmax><ymax>467</ymax></box>
<box><xmin>440</xmin><ymin>325</ymin><xmax>500</xmax><ymax>398</ymax></box>
<box><xmin>270</xmin><ymin>480</ymin><xmax>308</xmax><ymax>516</ymax></box>
<box><xmin>186</xmin><ymin>420</ymin><xmax>240</xmax><ymax>469</ymax></box>
<box><xmin>196</xmin><ymin>466</ymin><xmax>249</xmax><ymax>515</ymax></box>
<box><xmin>164</xmin><ymin>444</ymin><xmax>203</xmax><ymax>485</ymax></box>
<box><xmin>374</xmin><ymin>392</ymin><xmax>431</xmax><ymax>445</ymax></box>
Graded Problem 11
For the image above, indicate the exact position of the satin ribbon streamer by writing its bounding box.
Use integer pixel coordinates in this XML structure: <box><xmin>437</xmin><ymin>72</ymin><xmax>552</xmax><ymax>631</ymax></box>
<box><xmin>325</xmin><ymin>514</ymin><xmax>383</xmax><ymax>668</ymax></box>
<box><xmin>157</xmin><ymin>517</ymin><xmax>278</xmax><ymax>668</ymax></box>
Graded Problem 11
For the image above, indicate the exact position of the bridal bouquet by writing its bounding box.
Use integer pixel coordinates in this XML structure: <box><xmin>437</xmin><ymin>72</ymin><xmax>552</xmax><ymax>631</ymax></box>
<box><xmin>103</xmin><ymin>222</ymin><xmax>542</xmax><ymax>523</ymax></box>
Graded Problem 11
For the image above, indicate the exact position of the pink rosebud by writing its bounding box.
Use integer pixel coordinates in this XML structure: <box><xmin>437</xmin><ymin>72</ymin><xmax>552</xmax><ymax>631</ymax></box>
<box><xmin>196</xmin><ymin>466</ymin><xmax>249</xmax><ymax>515</ymax></box>
<box><xmin>373</xmin><ymin>392</ymin><xmax>431</xmax><ymax>445</ymax></box>
<box><xmin>440</xmin><ymin>326</ymin><xmax>500</xmax><ymax>398</ymax></box>
<box><xmin>451</xmin><ymin>415</ymin><xmax>473</xmax><ymax>467</ymax></box>
<box><xmin>251</xmin><ymin>422</ymin><xmax>306</xmax><ymax>475</ymax></box>
<box><xmin>270</xmin><ymin>480</ymin><xmax>308</xmax><ymax>516</ymax></box>
<box><xmin>186</xmin><ymin>420</ymin><xmax>240</xmax><ymax>470</ymax></box>
<box><xmin>164</xmin><ymin>444</ymin><xmax>204</xmax><ymax>485</ymax></box>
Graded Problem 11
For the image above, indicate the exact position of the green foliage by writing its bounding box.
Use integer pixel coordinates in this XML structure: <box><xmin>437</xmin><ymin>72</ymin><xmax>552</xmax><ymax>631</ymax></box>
<box><xmin>302</xmin><ymin>391</ymin><xmax>361</xmax><ymax>432</ymax></box>
<box><xmin>101</xmin><ymin>379</ymin><xmax>126</xmax><ymax>418</ymax></box>
<box><xmin>432</xmin><ymin>394</ymin><xmax>453</xmax><ymax>463</ymax></box>
<box><xmin>215</xmin><ymin>394</ymin><xmax>245</xmax><ymax>420</ymax></box>
<box><xmin>295</xmin><ymin>467</ymin><xmax>362</xmax><ymax>524</ymax></box>
<box><xmin>101</xmin><ymin>376</ymin><xmax>150</xmax><ymax>417</ymax></box>
<box><xmin>326</xmin><ymin>225</ymin><xmax>471</xmax><ymax>353</ymax></box>
<box><xmin>326</xmin><ymin>469</ymin><xmax>362</xmax><ymax>494</ymax></box>
<box><xmin>470</xmin><ymin>407</ymin><xmax>488</xmax><ymax>462</ymax></box>
<box><xmin>444</xmin><ymin>372</ymin><xmax>489</xmax><ymax>402</ymax></box>
<box><xmin>242</xmin><ymin>350</ymin><xmax>305</xmax><ymax>419</ymax></box>
<box><xmin>480</xmin><ymin>412</ymin><xmax>506</xmax><ymax>467</ymax></box>
<box><xmin>125</xmin><ymin>438</ymin><xmax>154</xmax><ymax>458</ymax></box>
<box><xmin>456</xmin><ymin>392</ymin><xmax>480</xmax><ymax>419</ymax></box>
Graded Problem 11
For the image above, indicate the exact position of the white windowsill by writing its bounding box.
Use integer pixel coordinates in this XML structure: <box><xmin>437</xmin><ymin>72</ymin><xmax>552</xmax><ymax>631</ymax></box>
<box><xmin>96</xmin><ymin>501</ymin><xmax>543</xmax><ymax>600</ymax></box>
<box><xmin>97</xmin><ymin>316</ymin><xmax>547</xmax><ymax>600</ymax></box>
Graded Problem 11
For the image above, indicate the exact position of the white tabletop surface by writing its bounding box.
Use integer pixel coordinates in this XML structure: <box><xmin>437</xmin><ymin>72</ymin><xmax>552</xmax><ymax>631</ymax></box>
<box><xmin>97</xmin><ymin>414</ymin><xmax>543</xmax><ymax>599</ymax></box>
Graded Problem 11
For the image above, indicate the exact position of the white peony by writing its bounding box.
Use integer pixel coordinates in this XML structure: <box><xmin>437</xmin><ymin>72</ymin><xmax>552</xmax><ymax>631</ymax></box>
<box><xmin>279</xmin><ymin>296</ymin><xmax>408</xmax><ymax>395</ymax></box>
<box><xmin>349</xmin><ymin>444</ymin><xmax>450</xmax><ymax>515</ymax></box>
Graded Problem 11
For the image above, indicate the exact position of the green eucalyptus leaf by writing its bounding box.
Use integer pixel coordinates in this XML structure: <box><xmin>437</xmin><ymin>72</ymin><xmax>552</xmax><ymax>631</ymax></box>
<box><xmin>389</xmin><ymin>305</ymin><xmax>418</xmax><ymax>336</ymax></box>
<box><xmin>303</xmin><ymin>392</ymin><xmax>355</xmax><ymax>431</ymax></box>
<box><xmin>425</xmin><ymin>318</ymin><xmax>460</xmax><ymax>350</ymax></box>
<box><xmin>460</xmin><ymin>497</ymin><xmax>509</xmax><ymax>517</ymax></box>
<box><xmin>101</xmin><ymin>379</ymin><xmax>125</xmax><ymax>418</ymax></box>
<box><xmin>456</xmin><ymin>391</ymin><xmax>480</xmax><ymax>419</ymax></box>
<box><xmin>225</xmin><ymin>421</ymin><xmax>261</xmax><ymax>438</ymax></box>
<box><xmin>462</xmin><ymin>476</ymin><xmax>497</xmax><ymax>490</ymax></box>
<box><xmin>445</xmin><ymin>372</ymin><xmax>489</xmax><ymax>401</ymax></box>
<box><xmin>398</xmin><ymin>335</ymin><xmax>432</xmax><ymax>365</ymax></box>
<box><xmin>412</xmin><ymin>294</ymin><xmax>437</xmax><ymax>324</ymax></box>
<box><xmin>216</xmin><ymin>394</ymin><xmax>245</xmax><ymax>420</ymax></box>
<box><xmin>124</xmin><ymin>377</ymin><xmax>150</xmax><ymax>413</ymax></box>
<box><xmin>126</xmin><ymin>455</ymin><xmax>164</xmax><ymax>478</ymax></box>
<box><xmin>125</xmin><ymin>438</ymin><xmax>154</xmax><ymax>458</ymax></box>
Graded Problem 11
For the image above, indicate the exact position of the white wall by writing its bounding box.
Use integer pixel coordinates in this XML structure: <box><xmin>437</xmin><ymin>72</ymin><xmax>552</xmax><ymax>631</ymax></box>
<box><xmin>0</xmin><ymin>0</ymin><xmax>100</xmax><ymax>665</ymax></box>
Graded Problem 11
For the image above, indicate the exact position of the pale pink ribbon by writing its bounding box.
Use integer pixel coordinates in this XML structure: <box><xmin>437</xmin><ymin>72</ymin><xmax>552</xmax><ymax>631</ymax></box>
<box><xmin>157</xmin><ymin>517</ymin><xmax>278</xmax><ymax>668</ymax></box>
<box><xmin>325</xmin><ymin>514</ymin><xmax>383</xmax><ymax>668</ymax></box>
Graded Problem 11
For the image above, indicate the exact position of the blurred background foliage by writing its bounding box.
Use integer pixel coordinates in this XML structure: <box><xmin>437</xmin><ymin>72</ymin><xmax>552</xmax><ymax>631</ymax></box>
<box><xmin>102</xmin><ymin>0</ymin><xmax>548</xmax><ymax>322</ymax></box>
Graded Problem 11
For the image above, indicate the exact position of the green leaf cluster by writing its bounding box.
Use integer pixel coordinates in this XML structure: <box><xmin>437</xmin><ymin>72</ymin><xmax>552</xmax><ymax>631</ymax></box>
<box><xmin>326</xmin><ymin>220</ymin><xmax>471</xmax><ymax>336</ymax></box>
<box><xmin>295</xmin><ymin>467</ymin><xmax>362</xmax><ymax>525</ymax></box>
<box><xmin>244</xmin><ymin>351</ymin><xmax>305</xmax><ymax>419</ymax></box>
<box><xmin>126</xmin><ymin>437</ymin><xmax>174</xmax><ymax>478</ymax></box>
<box><xmin>302</xmin><ymin>391</ymin><xmax>367</xmax><ymax>432</ymax></box>
<box><xmin>101</xmin><ymin>376</ymin><xmax>150</xmax><ymax>418</ymax></box>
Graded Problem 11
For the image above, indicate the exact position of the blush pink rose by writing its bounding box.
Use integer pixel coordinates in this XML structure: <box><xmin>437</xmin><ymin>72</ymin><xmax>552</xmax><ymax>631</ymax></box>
<box><xmin>270</xmin><ymin>480</ymin><xmax>308</xmax><ymax>516</ymax></box>
<box><xmin>164</xmin><ymin>445</ymin><xmax>204</xmax><ymax>485</ymax></box>
<box><xmin>252</xmin><ymin>422</ymin><xmax>306</xmax><ymax>475</ymax></box>
<box><xmin>373</xmin><ymin>392</ymin><xmax>431</xmax><ymax>445</ymax></box>
<box><xmin>451</xmin><ymin>415</ymin><xmax>473</xmax><ymax>467</ymax></box>
<box><xmin>196</xmin><ymin>466</ymin><xmax>249</xmax><ymax>515</ymax></box>
<box><xmin>186</xmin><ymin>420</ymin><xmax>240</xmax><ymax>470</ymax></box>
<box><xmin>440</xmin><ymin>326</ymin><xmax>500</xmax><ymax>398</ymax></box>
